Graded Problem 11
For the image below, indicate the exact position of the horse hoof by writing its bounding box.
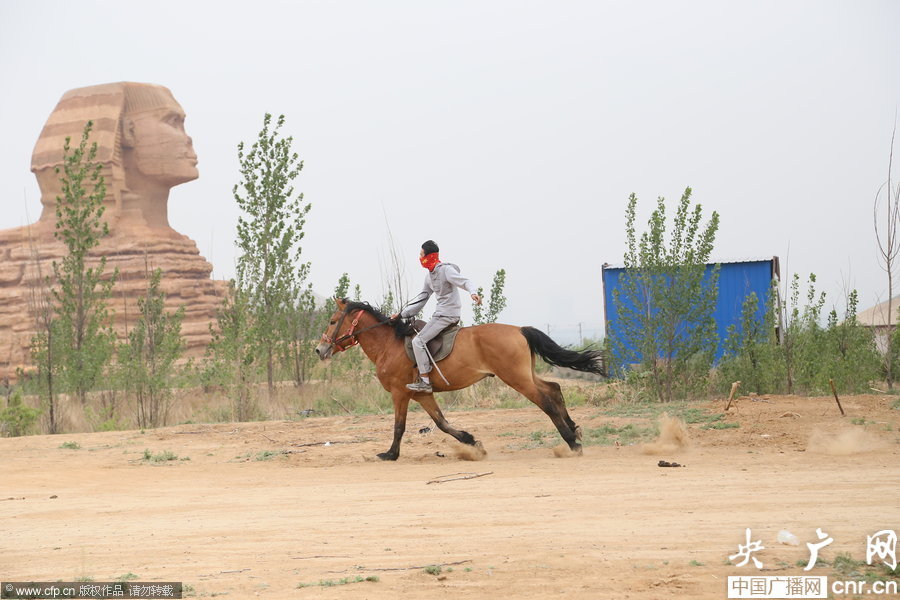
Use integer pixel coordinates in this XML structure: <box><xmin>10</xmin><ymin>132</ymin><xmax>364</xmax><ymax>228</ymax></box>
<box><xmin>472</xmin><ymin>441</ymin><xmax>487</xmax><ymax>459</ymax></box>
<box><xmin>569</xmin><ymin>444</ymin><xmax>583</xmax><ymax>456</ymax></box>
<box><xmin>376</xmin><ymin>452</ymin><xmax>398</xmax><ymax>461</ymax></box>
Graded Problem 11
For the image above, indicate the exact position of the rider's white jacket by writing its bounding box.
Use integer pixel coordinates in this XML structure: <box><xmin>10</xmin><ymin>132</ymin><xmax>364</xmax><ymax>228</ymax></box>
<box><xmin>400</xmin><ymin>262</ymin><xmax>478</xmax><ymax>320</ymax></box>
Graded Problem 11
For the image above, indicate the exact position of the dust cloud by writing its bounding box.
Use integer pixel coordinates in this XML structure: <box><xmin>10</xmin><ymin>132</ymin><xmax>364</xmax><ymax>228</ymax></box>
<box><xmin>641</xmin><ymin>413</ymin><xmax>691</xmax><ymax>455</ymax></box>
<box><xmin>455</xmin><ymin>440</ymin><xmax>487</xmax><ymax>461</ymax></box>
<box><xmin>806</xmin><ymin>428</ymin><xmax>887</xmax><ymax>455</ymax></box>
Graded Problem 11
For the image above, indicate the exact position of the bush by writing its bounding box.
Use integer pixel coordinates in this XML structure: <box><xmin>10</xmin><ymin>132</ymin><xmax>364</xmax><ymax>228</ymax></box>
<box><xmin>0</xmin><ymin>389</ymin><xmax>41</xmax><ymax>437</ymax></box>
<box><xmin>720</xmin><ymin>280</ymin><xmax>879</xmax><ymax>396</ymax></box>
<box><xmin>817</xmin><ymin>290</ymin><xmax>880</xmax><ymax>393</ymax></box>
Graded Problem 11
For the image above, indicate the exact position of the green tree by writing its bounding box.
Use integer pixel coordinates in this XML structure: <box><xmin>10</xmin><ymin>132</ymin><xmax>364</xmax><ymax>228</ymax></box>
<box><xmin>50</xmin><ymin>121</ymin><xmax>118</xmax><ymax>404</ymax></box>
<box><xmin>611</xmin><ymin>188</ymin><xmax>720</xmax><ymax>402</ymax></box>
<box><xmin>380</xmin><ymin>290</ymin><xmax>395</xmax><ymax>316</ymax></box>
<box><xmin>472</xmin><ymin>268</ymin><xmax>508</xmax><ymax>325</ymax></box>
<box><xmin>780</xmin><ymin>273</ymin><xmax>825</xmax><ymax>394</ymax></box>
<box><xmin>719</xmin><ymin>286</ymin><xmax>782</xmax><ymax>394</ymax></box>
<box><xmin>820</xmin><ymin>290</ymin><xmax>880</xmax><ymax>393</ymax></box>
<box><xmin>281</xmin><ymin>283</ymin><xmax>319</xmax><ymax>386</ymax></box>
<box><xmin>334</xmin><ymin>273</ymin><xmax>351</xmax><ymax>301</ymax></box>
<box><xmin>28</xmin><ymin>329</ymin><xmax>57</xmax><ymax>433</ymax></box>
<box><xmin>117</xmin><ymin>266</ymin><xmax>185</xmax><ymax>428</ymax></box>
<box><xmin>322</xmin><ymin>272</ymin><xmax>352</xmax><ymax>318</ymax></box>
<box><xmin>207</xmin><ymin>282</ymin><xmax>256</xmax><ymax>421</ymax></box>
<box><xmin>795</xmin><ymin>275</ymin><xmax>830</xmax><ymax>392</ymax></box>
<box><xmin>325</xmin><ymin>274</ymin><xmax>365</xmax><ymax>376</ymax></box>
<box><xmin>26</xmin><ymin>235</ymin><xmax>60</xmax><ymax>433</ymax></box>
<box><xmin>234</xmin><ymin>113</ymin><xmax>311</xmax><ymax>393</ymax></box>
<box><xmin>722</xmin><ymin>276</ymin><xmax>879</xmax><ymax>397</ymax></box>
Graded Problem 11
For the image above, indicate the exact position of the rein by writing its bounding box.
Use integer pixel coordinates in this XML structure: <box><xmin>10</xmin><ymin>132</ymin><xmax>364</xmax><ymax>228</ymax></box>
<box><xmin>321</xmin><ymin>308</ymin><xmax>391</xmax><ymax>353</ymax></box>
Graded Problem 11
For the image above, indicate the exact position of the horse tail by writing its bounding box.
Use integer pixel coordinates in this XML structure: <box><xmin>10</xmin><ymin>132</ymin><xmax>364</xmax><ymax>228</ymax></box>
<box><xmin>520</xmin><ymin>326</ymin><xmax>607</xmax><ymax>376</ymax></box>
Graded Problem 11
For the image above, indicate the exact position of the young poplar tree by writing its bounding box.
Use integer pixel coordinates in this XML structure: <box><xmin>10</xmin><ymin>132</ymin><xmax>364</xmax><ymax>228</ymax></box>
<box><xmin>779</xmin><ymin>273</ymin><xmax>825</xmax><ymax>394</ymax></box>
<box><xmin>274</xmin><ymin>260</ymin><xmax>319</xmax><ymax>387</ymax></box>
<box><xmin>234</xmin><ymin>113</ymin><xmax>311</xmax><ymax>393</ymax></box>
<box><xmin>822</xmin><ymin>289</ymin><xmax>880</xmax><ymax>393</ymax></box>
<box><xmin>51</xmin><ymin>121</ymin><xmax>118</xmax><ymax>404</ymax></box>
<box><xmin>472</xmin><ymin>268</ymin><xmax>508</xmax><ymax>325</ymax></box>
<box><xmin>719</xmin><ymin>287</ymin><xmax>782</xmax><ymax>394</ymax></box>
<box><xmin>379</xmin><ymin>225</ymin><xmax>408</xmax><ymax>318</ymax></box>
<box><xmin>874</xmin><ymin>125</ymin><xmax>899</xmax><ymax>389</ymax></box>
<box><xmin>281</xmin><ymin>280</ymin><xmax>318</xmax><ymax>386</ymax></box>
<box><xmin>26</xmin><ymin>235</ymin><xmax>59</xmax><ymax>433</ymax></box>
<box><xmin>323</xmin><ymin>273</ymin><xmax>365</xmax><ymax>377</ymax></box>
<box><xmin>611</xmin><ymin>188</ymin><xmax>720</xmax><ymax>402</ymax></box>
<box><xmin>380</xmin><ymin>290</ymin><xmax>395</xmax><ymax>316</ymax></box>
<box><xmin>208</xmin><ymin>282</ymin><xmax>255</xmax><ymax>421</ymax></box>
<box><xmin>118</xmin><ymin>266</ymin><xmax>185</xmax><ymax>428</ymax></box>
<box><xmin>332</xmin><ymin>273</ymin><xmax>351</xmax><ymax>305</ymax></box>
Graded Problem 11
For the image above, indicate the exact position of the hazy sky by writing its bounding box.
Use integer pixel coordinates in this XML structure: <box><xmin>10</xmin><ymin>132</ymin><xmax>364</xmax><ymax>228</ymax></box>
<box><xmin>1</xmin><ymin>1</ymin><xmax>899</xmax><ymax>344</ymax></box>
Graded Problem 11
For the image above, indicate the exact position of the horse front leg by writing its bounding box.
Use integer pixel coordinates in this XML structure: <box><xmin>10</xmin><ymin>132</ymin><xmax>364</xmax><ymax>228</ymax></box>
<box><xmin>417</xmin><ymin>394</ymin><xmax>487</xmax><ymax>460</ymax></box>
<box><xmin>417</xmin><ymin>394</ymin><xmax>477</xmax><ymax>446</ymax></box>
<box><xmin>377</xmin><ymin>390</ymin><xmax>410</xmax><ymax>461</ymax></box>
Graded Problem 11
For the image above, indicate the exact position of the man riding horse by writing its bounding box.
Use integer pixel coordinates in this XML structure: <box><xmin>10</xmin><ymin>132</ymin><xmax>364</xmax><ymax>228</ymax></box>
<box><xmin>318</xmin><ymin>241</ymin><xmax>605</xmax><ymax>461</ymax></box>
<box><xmin>392</xmin><ymin>240</ymin><xmax>482</xmax><ymax>393</ymax></box>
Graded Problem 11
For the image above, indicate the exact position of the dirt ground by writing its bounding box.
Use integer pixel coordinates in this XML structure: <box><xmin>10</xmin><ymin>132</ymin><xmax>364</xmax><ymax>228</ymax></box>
<box><xmin>2</xmin><ymin>392</ymin><xmax>898</xmax><ymax>599</ymax></box>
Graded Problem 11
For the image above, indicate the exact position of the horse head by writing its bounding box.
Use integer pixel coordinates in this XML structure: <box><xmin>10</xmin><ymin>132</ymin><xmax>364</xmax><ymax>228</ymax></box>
<box><xmin>315</xmin><ymin>297</ymin><xmax>364</xmax><ymax>360</ymax></box>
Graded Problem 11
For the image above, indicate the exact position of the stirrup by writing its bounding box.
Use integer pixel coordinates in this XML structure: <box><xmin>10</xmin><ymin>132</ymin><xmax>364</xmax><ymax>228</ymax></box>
<box><xmin>406</xmin><ymin>378</ymin><xmax>432</xmax><ymax>393</ymax></box>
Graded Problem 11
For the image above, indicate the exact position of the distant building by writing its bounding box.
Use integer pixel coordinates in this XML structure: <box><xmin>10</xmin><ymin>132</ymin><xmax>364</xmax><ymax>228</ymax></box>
<box><xmin>601</xmin><ymin>257</ymin><xmax>780</xmax><ymax>369</ymax></box>
<box><xmin>856</xmin><ymin>295</ymin><xmax>900</xmax><ymax>354</ymax></box>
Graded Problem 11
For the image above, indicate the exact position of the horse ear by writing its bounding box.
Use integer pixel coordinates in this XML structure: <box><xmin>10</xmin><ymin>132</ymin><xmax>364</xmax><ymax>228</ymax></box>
<box><xmin>334</xmin><ymin>297</ymin><xmax>346</xmax><ymax>308</ymax></box>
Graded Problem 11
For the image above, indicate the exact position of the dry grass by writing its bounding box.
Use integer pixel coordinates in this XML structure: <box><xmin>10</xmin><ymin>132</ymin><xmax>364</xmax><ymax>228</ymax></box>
<box><xmin>6</xmin><ymin>363</ymin><xmax>624</xmax><ymax>435</ymax></box>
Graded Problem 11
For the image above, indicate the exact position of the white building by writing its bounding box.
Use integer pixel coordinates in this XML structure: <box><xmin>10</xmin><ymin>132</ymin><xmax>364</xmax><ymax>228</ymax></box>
<box><xmin>857</xmin><ymin>296</ymin><xmax>900</xmax><ymax>354</ymax></box>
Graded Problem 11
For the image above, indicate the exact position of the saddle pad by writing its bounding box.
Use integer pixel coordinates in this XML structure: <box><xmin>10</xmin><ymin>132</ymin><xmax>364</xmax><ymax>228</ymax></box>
<box><xmin>404</xmin><ymin>322</ymin><xmax>462</xmax><ymax>363</ymax></box>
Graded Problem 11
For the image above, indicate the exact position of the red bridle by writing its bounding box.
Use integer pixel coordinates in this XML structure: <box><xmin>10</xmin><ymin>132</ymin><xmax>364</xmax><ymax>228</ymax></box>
<box><xmin>320</xmin><ymin>309</ymin><xmax>365</xmax><ymax>353</ymax></box>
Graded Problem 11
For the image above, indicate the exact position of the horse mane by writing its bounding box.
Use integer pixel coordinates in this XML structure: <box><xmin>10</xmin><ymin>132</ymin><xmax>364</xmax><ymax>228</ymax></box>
<box><xmin>344</xmin><ymin>300</ymin><xmax>415</xmax><ymax>339</ymax></box>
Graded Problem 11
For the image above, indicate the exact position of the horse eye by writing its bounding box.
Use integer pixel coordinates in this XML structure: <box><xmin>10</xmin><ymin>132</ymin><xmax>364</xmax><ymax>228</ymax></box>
<box><xmin>330</xmin><ymin>320</ymin><xmax>336</xmax><ymax>325</ymax></box>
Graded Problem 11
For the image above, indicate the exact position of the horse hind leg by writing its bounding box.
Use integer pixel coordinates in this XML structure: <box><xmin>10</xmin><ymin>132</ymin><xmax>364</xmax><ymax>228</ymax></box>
<box><xmin>539</xmin><ymin>378</ymin><xmax>582</xmax><ymax>442</ymax></box>
<box><xmin>498</xmin><ymin>372</ymin><xmax>582</xmax><ymax>454</ymax></box>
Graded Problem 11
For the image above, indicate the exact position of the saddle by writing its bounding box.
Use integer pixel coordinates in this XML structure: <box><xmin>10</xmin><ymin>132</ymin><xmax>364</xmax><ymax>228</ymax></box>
<box><xmin>404</xmin><ymin>320</ymin><xmax>462</xmax><ymax>364</ymax></box>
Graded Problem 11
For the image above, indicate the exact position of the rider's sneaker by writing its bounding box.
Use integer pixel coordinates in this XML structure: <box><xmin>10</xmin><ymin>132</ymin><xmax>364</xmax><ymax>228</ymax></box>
<box><xmin>406</xmin><ymin>378</ymin><xmax>433</xmax><ymax>393</ymax></box>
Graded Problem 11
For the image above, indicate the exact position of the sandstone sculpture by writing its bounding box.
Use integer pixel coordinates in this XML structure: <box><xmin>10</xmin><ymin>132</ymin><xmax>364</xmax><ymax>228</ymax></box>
<box><xmin>0</xmin><ymin>82</ymin><xmax>227</xmax><ymax>379</ymax></box>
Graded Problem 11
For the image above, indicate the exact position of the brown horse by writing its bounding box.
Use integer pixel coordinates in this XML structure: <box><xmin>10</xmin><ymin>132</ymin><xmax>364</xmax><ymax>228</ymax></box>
<box><xmin>315</xmin><ymin>298</ymin><xmax>606</xmax><ymax>460</ymax></box>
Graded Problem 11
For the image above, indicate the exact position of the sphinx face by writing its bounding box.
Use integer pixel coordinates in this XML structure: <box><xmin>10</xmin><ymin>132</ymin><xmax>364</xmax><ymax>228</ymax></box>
<box><xmin>124</xmin><ymin>96</ymin><xmax>199</xmax><ymax>187</ymax></box>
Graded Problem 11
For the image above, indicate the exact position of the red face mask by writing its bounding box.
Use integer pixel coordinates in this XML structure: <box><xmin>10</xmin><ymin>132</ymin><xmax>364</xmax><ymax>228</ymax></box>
<box><xmin>420</xmin><ymin>252</ymin><xmax>441</xmax><ymax>272</ymax></box>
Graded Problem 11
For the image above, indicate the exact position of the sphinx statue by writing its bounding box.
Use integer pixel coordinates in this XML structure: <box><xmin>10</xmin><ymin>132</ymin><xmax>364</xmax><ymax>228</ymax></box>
<box><xmin>0</xmin><ymin>82</ymin><xmax>227</xmax><ymax>378</ymax></box>
<box><xmin>31</xmin><ymin>81</ymin><xmax>200</xmax><ymax>234</ymax></box>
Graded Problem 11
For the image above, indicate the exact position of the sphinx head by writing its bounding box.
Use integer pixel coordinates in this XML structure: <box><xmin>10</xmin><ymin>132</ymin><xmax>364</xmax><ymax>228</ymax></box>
<box><xmin>120</xmin><ymin>84</ymin><xmax>198</xmax><ymax>188</ymax></box>
<box><xmin>31</xmin><ymin>82</ymin><xmax>198</xmax><ymax>230</ymax></box>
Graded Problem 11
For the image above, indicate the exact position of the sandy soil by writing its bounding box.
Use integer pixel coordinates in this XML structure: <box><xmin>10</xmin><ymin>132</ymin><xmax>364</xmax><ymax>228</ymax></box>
<box><xmin>2</xmin><ymin>393</ymin><xmax>898</xmax><ymax>599</ymax></box>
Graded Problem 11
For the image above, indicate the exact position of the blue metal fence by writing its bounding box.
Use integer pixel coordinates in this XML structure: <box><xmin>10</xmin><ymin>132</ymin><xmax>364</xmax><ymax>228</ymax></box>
<box><xmin>601</xmin><ymin>257</ymin><xmax>779</xmax><ymax>368</ymax></box>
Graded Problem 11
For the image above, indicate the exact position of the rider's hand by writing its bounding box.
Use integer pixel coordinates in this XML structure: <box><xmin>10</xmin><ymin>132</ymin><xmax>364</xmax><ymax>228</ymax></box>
<box><xmin>390</xmin><ymin>313</ymin><xmax>400</xmax><ymax>321</ymax></box>
<box><xmin>472</xmin><ymin>294</ymin><xmax>482</xmax><ymax>305</ymax></box>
